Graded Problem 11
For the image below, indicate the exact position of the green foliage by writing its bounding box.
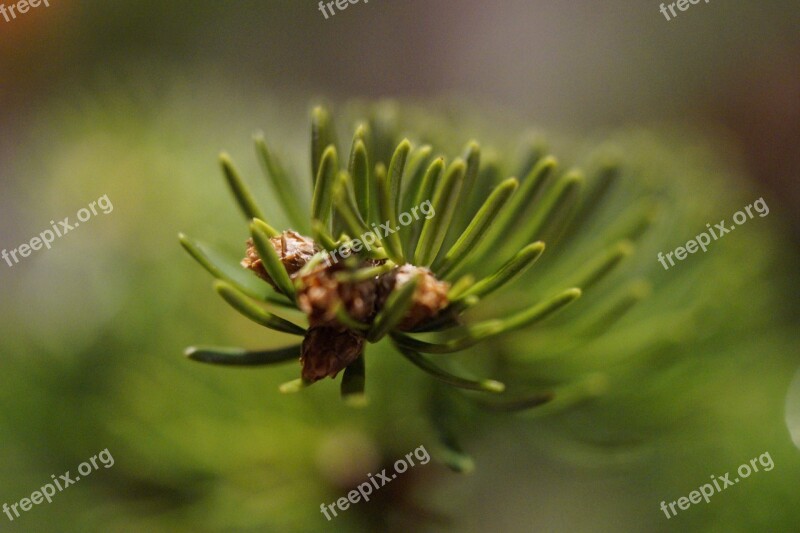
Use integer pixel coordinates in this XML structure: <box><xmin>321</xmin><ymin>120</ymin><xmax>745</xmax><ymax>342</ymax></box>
<box><xmin>178</xmin><ymin>104</ymin><xmax>798</xmax><ymax>485</ymax></box>
<box><xmin>2</xmin><ymin>93</ymin><xmax>797</xmax><ymax>532</ymax></box>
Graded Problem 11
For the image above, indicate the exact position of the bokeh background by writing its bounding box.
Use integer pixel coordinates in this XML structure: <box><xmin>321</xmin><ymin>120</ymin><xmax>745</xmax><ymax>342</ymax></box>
<box><xmin>0</xmin><ymin>1</ymin><xmax>798</xmax><ymax>532</ymax></box>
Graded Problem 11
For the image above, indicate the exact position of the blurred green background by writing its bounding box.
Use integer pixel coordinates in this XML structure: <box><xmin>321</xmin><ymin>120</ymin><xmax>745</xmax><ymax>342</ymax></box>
<box><xmin>0</xmin><ymin>1</ymin><xmax>798</xmax><ymax>532</ymax></box>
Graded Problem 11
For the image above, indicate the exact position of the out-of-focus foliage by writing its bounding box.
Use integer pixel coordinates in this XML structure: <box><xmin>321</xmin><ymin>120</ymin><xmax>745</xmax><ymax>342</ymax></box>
<box><xmin>0</xmin><ymin>86</ymin><xmax>797</xmax><ymax>533</ymax></box>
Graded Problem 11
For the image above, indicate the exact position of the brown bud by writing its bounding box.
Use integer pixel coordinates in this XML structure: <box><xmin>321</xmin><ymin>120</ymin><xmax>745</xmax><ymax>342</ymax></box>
<box><xmin>392</xmin><ymin>264</ymin><xmax>450</xmax><ymax>330</ymax></box>
<box><xmin>296</xmin><ymin>261</ymin><xmax>383</xmax><ymax>327</ymax></box>
<box><xmin>242</xmin><ymin>230</ymin><xmax>319</xmax><ymax>288</ymax></box>
<box><xmin>301</xmin><ymin>327</ymin><xmax>365</xmax><ymax>382</ymax></box>
<box><xmin>243</xmin><ymin>231</ymin><xmax>451</xmax><ymax>382</ymax></box>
